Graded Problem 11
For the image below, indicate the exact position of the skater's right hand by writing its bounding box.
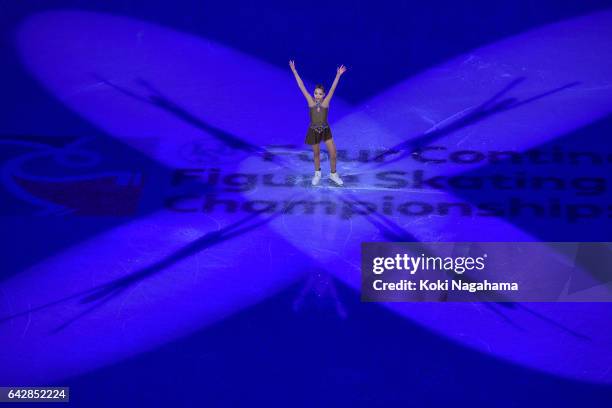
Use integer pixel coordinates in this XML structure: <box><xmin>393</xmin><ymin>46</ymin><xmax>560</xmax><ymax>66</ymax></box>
<box><xmin>289</xmin><ymin>60</ymin><xmax>297</xmax><ymax>72</ymax></box>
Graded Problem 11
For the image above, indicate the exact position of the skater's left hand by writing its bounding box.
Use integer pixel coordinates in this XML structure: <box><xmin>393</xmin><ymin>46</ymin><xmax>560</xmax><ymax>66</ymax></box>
<box><xmin>336</xmin><ymin>64</ymin><xmax>347</xmax><ymax>76</ymax></box>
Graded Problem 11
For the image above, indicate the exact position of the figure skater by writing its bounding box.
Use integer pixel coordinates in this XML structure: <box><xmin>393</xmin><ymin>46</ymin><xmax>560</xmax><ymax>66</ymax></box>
<box><xmin>289</xmin><ymin>60</ymin><xmax>347</xmax><ymax>186</ymax></box>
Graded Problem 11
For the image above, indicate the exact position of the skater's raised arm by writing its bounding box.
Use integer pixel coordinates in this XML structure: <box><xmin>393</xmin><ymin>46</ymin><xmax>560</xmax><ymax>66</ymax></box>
<box><xmin>322</xmin><ymin>64</ymin><xmax>347</xmax><ymax>107</ymax></box>
<box><xmin>289</xmin><ymin>60</ymin><xmax>315</xmax><ymax>106</ymax></box>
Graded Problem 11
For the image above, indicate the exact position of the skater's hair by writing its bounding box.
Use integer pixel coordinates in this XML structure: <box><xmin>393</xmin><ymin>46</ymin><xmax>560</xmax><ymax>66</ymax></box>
<box><xmin>314</xmin><ymin>84</ymin><xmax>326</xmax><ymax>93</ymax></box>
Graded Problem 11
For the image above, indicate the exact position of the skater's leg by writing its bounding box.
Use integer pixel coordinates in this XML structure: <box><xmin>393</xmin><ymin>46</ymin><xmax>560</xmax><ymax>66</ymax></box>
<box><xmin>311</xmin><ymin>143</ymin><xmax>322</xmax><ymax>186</ymax></box>
<box><xmin>312</xmin><ymin>143</ymin><xmax>321</xmax><ymax>170</ymax></box>
<box><xmin>325</xmin><ymin>138</ymin><xmax>343</xmax><ymax>185</ymax></box>
<box><xmin>324</xmin><ymin>138</ymin><xmax>337</xmax><ymax>173</ymax></box>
